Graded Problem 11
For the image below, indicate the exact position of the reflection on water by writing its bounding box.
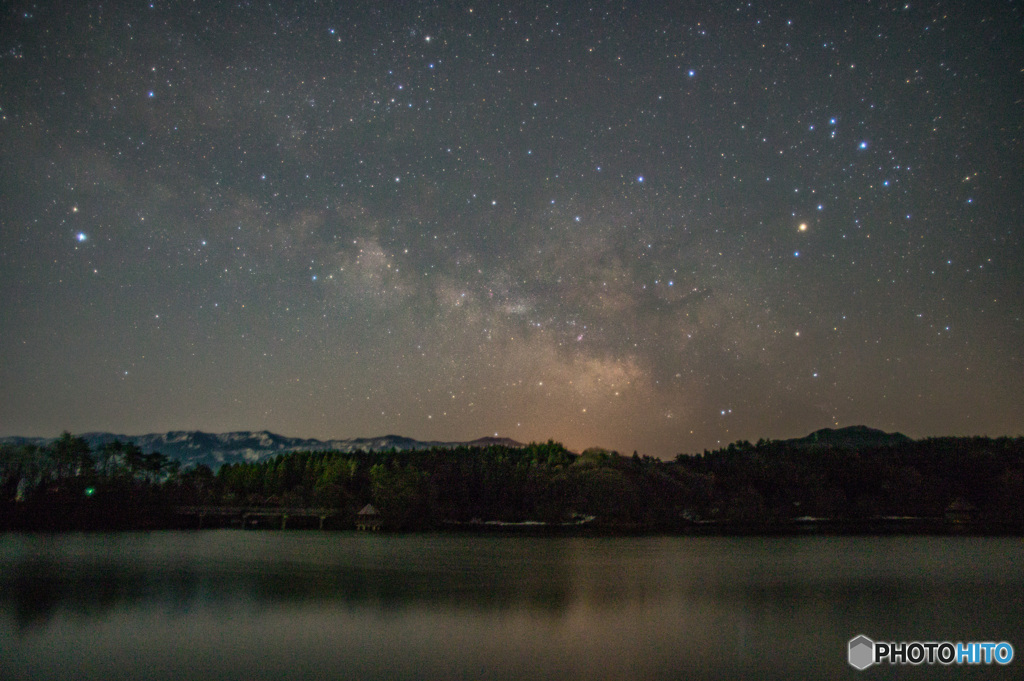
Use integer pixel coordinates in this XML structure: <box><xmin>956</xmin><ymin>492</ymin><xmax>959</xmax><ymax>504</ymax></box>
<box><xmin>0</xmin><ymin>532</ymin><xmax>1021</xmax><ymax>680</ymax></box>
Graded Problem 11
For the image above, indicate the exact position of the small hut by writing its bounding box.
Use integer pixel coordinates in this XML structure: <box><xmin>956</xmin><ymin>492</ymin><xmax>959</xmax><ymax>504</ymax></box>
<box><xmin>356</xmin><ymin>504</ymin><xmax>383</xmax><ymax>531</ymax></box>
<box><xmin>944</xmin><ymin>497</ymin><xmax>977</xmax><ymax>524</ymax></box>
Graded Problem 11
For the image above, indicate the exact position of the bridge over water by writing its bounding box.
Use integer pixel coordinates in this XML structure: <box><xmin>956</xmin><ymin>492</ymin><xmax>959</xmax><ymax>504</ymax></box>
<box><xmin>176</xmin><ymin>506</ymin><xmax>344</xmax><ymax>530</ymax></box>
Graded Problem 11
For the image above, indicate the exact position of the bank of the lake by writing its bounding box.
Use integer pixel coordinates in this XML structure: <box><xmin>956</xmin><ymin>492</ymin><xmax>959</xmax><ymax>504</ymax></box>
<box><xmin>4</xmin><ymin>434</ymin><xmax>1023</xmax><ymax>535</ymax></box>
<box><xmin>2</xmin><ymin>499</ymin><xmax>1022</xmax><ymax>536</ymax></box>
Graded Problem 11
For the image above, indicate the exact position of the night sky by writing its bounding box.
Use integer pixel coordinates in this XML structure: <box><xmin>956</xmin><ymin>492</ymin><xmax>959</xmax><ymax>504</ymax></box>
<box><xmin>1</xmin><ymin>1</ymin><xmax>1021</xmax><ymax>457</ymax></box>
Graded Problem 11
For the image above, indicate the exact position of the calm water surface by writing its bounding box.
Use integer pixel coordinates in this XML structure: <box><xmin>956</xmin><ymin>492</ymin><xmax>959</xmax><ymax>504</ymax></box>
<box><xmin>0</xmin><ymin>532</ymin><xmax>1020</xmax><ymax>680</ymax></box>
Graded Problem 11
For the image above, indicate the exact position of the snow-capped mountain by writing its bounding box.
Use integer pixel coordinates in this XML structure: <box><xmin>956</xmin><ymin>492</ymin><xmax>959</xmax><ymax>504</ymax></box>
<box><xmin>0</xmin><ymin>431</ymin><xmax>524</xmax><ymax>469</ymax></box>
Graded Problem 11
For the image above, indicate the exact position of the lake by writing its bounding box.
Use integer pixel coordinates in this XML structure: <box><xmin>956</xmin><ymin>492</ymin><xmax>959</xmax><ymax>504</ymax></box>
<box><xmin>0</xmin><ymin>532</ymin><xmax>1020</xmax><ymax>680</ymax></box>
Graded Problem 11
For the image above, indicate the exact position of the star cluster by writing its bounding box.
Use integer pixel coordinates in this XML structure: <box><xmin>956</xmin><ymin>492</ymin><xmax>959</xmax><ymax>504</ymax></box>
<box><xmin>1</xmin><ymin>1</ymin><xmax>1021</xmax><ymax>456</ymax></box>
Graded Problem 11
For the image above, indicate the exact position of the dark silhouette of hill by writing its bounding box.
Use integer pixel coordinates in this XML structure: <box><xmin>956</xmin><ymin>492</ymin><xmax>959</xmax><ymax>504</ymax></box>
<box><xmin>781</xmin><ymin>425</ymin><xmax>912</xmax><ymax>449</ymax></box>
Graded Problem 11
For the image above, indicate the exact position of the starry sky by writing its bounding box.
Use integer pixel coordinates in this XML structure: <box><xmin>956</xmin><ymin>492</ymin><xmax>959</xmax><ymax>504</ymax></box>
<box><xmin>1</xmin><ymin>1</ymin><xmax>1021</xmax><ymax>457</ymax></box>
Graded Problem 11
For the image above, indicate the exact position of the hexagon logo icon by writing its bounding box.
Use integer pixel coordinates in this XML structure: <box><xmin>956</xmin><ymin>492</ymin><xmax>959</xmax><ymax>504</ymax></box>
<box><xmin>849</xmin><ymin>635</ymin><xmax>875</xmax><ymax>670</ymax></box>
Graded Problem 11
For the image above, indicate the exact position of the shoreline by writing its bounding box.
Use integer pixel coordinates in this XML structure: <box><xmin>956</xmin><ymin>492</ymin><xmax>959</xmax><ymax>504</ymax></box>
<box><xmin>2</xmin><ymin>501</ymin><xmax>1020</xmax><ymax>536</ymax></box>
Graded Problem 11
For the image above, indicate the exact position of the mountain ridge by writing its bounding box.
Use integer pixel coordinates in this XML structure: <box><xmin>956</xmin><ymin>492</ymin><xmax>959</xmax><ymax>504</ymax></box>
<box><xmin>0</xmin><ymin>431</ymin><xmax>525</xmax><ymax>469</ymax></box>
<box><xmin>0</xmin><ymin>425</ymin><xmax>916</xmax><ymax>469</ymax></box>
<box><xmin>784</xmin><ymin>425</ymin><xmax>912</xmax><ymax>449</ymax></box>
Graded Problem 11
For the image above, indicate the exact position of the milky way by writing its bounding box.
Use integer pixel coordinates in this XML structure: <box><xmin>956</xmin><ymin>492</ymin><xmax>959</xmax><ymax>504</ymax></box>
<box><xmin>1</xmin><ymin>1</ymin><xmax>1021</xmax><ymax>456</ymax></box>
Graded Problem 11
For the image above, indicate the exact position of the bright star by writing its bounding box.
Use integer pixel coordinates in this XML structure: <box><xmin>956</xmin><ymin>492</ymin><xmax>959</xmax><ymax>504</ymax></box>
<box><xmin>76</xmin><ymin>232</ymin><xmax>87</xmax><ymax>242</ymax></box>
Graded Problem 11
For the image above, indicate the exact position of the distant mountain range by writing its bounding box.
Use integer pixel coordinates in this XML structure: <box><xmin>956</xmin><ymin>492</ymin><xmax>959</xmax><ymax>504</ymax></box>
<box><xmin>783</xmin><ymin>425</ymin><xmax>912</xmax><ymax>449</ymax></box>
<box><xmin>0</xmin><ymin>431</ymin><xmax>524</xmax><ymax>470</ymax></box>
<box><xmin>0</xmin><ymin>425</ymin><xmax>913</xmax><ymax>470</ymax></box>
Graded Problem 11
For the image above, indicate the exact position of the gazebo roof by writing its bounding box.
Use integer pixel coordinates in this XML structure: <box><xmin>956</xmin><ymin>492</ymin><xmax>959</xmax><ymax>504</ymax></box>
<box><xmin>946</xmin><ymin>497</ymin><xmax>976</xmax><ymax>512</ymax></box>
<box><xmin>358</xmin><ymin>504</ymin><xmax>380</xmax><ymax>516</ymax></box>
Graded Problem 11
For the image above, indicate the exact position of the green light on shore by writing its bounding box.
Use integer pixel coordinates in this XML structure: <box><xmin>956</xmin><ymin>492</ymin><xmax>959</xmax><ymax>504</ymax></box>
<box><xmin>85</xmin><ymin>487</ymin><xmax>95</xmax><ymax>497</ymax></box>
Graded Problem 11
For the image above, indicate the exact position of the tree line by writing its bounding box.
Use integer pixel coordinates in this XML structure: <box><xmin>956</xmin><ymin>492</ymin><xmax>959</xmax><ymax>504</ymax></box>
<box><xmin>1</xmin><ymin>432</ymin><xmax>1022</xmax><ymax>530</ymax></box>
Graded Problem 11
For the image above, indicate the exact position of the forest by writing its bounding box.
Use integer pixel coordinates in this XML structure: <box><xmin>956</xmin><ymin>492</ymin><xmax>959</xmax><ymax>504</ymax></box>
<box><xmin>1</xmin><ymin>432</ymin><xmax>1022</xmax><ymax>531</ymax></box>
